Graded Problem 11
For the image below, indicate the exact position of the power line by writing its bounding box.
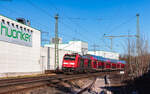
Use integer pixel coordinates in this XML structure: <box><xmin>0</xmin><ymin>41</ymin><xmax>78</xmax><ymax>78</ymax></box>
<box><xmin>44</xmin><ymin>0</ymin><xmax>95</xmax><ymax>42</ymax></box>
<box><xmin>0</xmin><ymin>4</ymin><xmax>51</xmax><ymax>30</ymax></box>
<box><xmin>27</xmin><ymin>0</ymin><xmax>54</xmax><ymax>19</ymax></box>
<box><xmin>62</xmin><ymin>16</ymin><xmax>94</xmax><ymax>41</ymax></box>
<box><xmin>104</xmin><ymin>34</ymin><xmax>136</xmax><ymax>51</ymax></box>
<box><xmin>26</xmin><ymin>0</ymin><xmax>86</xmax><ymax>43</ymax></box>
<box><xmin>106</xmin><ymin>16</ymin><xmax>136</xmax><ymax>34</ymax></box>
<box><xmin>0</xmin><ymin>4</ymin><xmax>51</xmax><ymax>46</ymax></box>
<box><xmin>47</xmin><ymin>0</ymin><xmax>60</xmax><ymax>13</ymax></box>
<box><xmin>91</xmin><ymin>43</ymin><xmax>100</xmax><ymax>54</ymax></box>
<box><xmin>27</xmin><ymin>0</ymin><xmax>89</xmax><ymax>42</ymax></box>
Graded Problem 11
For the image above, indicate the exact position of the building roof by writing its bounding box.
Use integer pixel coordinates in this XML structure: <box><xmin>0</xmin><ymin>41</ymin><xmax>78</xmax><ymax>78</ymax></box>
<box><xmin>0</xmin><ymin>14</ymin><xmax>40</xmax><ymax>32</ymax></box>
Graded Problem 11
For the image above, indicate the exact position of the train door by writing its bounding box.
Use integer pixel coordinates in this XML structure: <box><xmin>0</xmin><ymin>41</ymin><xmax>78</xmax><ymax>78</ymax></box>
<box><xmin>88</xmin><ymin>59</ymin><xmax>91</xmax><ymax>72</ymax></box>
<box><xmin>79</xmin><ymin>58</ymin><xmax>84</xmax><ymax>72</ymax></box>
<box><xmin>106</xmin><ymin>61</ymin><xmax>111</xmax><ymax>70</ymax></box>
<box><xmin>101</xmin><ymin>62</ymin><xmax>105</xmax><ymax>69</ymax></box>
<box><xmin>98</xmin><ymin>61</ymin><xmax>103</xmax><ymax>69</ymax></box>
<box><xmin>77</xmin><ymin>57</ymin><xmax>81</xmax><ymax>72</ymax></box>
<box><xmin>84</xmin><ymin>59</ymin><xmax>88</xmax><ymax>71</ymax></box>
<box><xmin>96</xmin><ymin>61</ymin><xmax>99</xmax><ymax>69</ymax></box>
<box><xmin>112</xmin><ymin>63</ymin><xmax>117</xmax><ymax>69</ymax></box>
<box><xmin>94</xmin><ymin>61</ymin><xmax>97</xmax><ymax>68</ymax></box>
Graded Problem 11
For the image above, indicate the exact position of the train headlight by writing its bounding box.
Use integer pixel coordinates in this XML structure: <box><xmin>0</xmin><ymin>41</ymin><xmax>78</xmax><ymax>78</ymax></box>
<box><xmin>70</xmin><ymin>63</ymin><xmax>75</xmax><ymax>65</ymax></box>
<box><xmin>63</xmin><ymin>62</ymin><xmax>68</xmax><ymax>64</ymax></box>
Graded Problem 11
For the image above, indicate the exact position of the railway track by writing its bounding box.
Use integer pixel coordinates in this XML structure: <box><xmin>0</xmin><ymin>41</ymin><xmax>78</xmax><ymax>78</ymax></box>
<box><xmin>0</xmin><ymin>75</ymin><xmax>51</xmax><ymax>87</ymax></box>
<box><xmin>0</xmin><ymin>71</ymin><xmax>120</xmax><ymax>94</ymax></box>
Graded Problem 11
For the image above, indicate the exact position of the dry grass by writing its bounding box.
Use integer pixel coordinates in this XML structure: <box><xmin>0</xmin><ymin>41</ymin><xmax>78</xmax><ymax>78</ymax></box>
<box><xmin>0</xmin><ymin>73</ymin><xmax>56</xmax><ymax>79</ymax></box>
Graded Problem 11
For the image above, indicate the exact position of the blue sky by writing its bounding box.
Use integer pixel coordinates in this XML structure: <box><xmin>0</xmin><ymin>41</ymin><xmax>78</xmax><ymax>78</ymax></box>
<box><xmin>0</xmin><ymin>0</ymin><xmax>149</xmax><ymax>54</ymax></box>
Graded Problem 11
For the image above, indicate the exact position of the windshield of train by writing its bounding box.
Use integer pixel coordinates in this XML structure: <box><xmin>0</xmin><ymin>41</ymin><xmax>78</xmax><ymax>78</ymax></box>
<box><xmin>64</xmin><ymin>55</ymin><xmax>76</xmax><ymax>60</ymax></box>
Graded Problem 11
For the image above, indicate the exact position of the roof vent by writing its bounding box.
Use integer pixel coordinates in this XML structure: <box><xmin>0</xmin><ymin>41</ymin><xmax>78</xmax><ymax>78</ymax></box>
<box><xmin>26</xmin><ymin>20</ymin><xmax>30</xmax><ymax>26</ymax></box>
<box><xmin>16</xmin><ymin>18</ymin><xmax>26</xmax><ymax>25</ymax></box>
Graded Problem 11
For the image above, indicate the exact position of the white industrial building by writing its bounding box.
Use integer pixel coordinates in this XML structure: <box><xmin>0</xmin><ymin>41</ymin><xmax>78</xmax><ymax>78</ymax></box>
<box><xmin>40</xmin><ymin>47</ymin><xmax>76</xmax><ymax>71</ymax></box>
<box><xmin>43</xmin><ymin>41</ymin><xmax>88</xmax><ymax>70</ymax></box>
<box><xmin>45</xmin><ymin>40</ymin><xmax>119</xmax><ymax>60</ymax></box>
<box><xmin>0</xmin><ymin>14</ymin><xmax>41</xmax><ymax>77</ymax></box>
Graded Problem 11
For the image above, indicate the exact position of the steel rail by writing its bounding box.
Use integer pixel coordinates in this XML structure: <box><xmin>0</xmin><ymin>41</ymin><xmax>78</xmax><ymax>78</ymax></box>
<box><xmin>0</xmin><ymin>71</ymin><xmax>119</xmax><ymax>94</ymax></box>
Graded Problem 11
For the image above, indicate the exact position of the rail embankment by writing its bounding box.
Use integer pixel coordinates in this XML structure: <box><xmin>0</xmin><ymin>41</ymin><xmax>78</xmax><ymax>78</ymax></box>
<box><xmin>0</xmin><ymin>72</ymin><xmax>126</xmax><ymax>94</ymax></box>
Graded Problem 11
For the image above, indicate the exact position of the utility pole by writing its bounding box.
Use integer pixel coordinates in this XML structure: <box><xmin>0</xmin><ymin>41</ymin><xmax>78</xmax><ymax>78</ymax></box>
<box><xmin>135</xmin><ymin>13</ymin><xmax>140</xmax><ymax>77</ymax></box>
<box><xmin>104</xmin><ymin>35</ymin><xmax>136</xmax><ymax>51</ymax></box>
<box><xmin>136</xmin><ymin>14</ymin><xmax>140</xmax><ymax>55</ymax></box>
<box><xmin>55</xmin><ymin>14</ymin><xmax>59</xmax><ymax>70</ymax></box>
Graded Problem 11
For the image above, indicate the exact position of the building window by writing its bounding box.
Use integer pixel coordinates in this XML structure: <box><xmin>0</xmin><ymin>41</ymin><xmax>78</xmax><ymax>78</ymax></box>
<box><xmin>20</xmin><ymin>26</ymin><xmax>22</xmax><ymax>30</ymax></box>
<box><xmin>12</xmin><ymin>23</ymin><xmax>14</xmax><ymax>27</ymax></box>
<box><xmin>27</xmin><ymin>29</ymin><xmax>30</xmax><ymax>32</ymax></box>
<box><xmin>2</xmin><ymin>19</ymin><xmax>5</xmax><ymax>24</ymax></box>
<box><xmin>24</xmin><ymin>28</ymin><xmax>26</xmax><ymax>31</ymax></box>
<box><xmin>16</xmin><ymin>25</ymin><xmax>18</xmax><ymax>29</ymax></box>
<box><xmin>7</xmin><ymin>21</ymin><xmax>10</xmax><ymax>25</ymax></box>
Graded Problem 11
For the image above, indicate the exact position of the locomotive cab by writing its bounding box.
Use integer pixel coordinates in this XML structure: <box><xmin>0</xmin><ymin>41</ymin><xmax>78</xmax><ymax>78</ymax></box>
<box><xmin>62</xmin><ymin>54</ymin><xmax>78</xmax><ymax>72</ymax></box>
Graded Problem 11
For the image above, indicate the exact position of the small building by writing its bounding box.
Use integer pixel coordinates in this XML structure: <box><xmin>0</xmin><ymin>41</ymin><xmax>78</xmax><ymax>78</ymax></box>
<box><xmin>0</xmin><ymin>14</ymin><xmax>41</xmax><ymax>77</ymax></box>
<box><xmin>40</xmin><ymin>47</ymin><xmax>75</xmax><ymax>70</ymax></box>
<box><xmin>45</xmin><ymin>40</ymin><xmax>88</xmax><ymax>55</ymax></box>
<box><xmin>42</xmin><ymin>40</ymin><xmax>88</xmax><ymax>70</ymax></box>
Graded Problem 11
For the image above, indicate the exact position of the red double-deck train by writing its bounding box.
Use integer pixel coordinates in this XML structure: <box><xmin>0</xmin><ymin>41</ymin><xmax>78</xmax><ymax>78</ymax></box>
<box><xmin>62</xmin><ymin>53</ymin><xmax>126</xmax><ymax>73</ymax></box>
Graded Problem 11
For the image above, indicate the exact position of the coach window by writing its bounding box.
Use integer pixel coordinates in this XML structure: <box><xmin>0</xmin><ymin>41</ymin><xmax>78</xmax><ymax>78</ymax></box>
<box><xmin>2</xmin><ymin>19</ymin><xmax>5</xmax><ymax>24</ymax></box>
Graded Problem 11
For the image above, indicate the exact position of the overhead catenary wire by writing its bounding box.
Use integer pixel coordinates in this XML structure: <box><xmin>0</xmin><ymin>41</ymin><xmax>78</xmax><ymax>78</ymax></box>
<box><xmin>45</xmin><ymin>0</ymin><xmax>95</xmax><ymax>43</ymax></box>
<box><xmin>47</xmin><ymin>0</ymin><xmax>60</xmax><ymax>13</ymax></box>
<box><xmin>0</xmin><ymin>4</ymin><xmax>51</xmax><ymax>32</ymax></box>
<box><xmin>25</xmin><ymin>0</ymin><xmax>86</xmax><ymax>45</ymax></box>
<box><xmin>26</xmin><ymin>0</ymin><xmax>88</xmax><ymax>42</ymax></box>
<box><xmin>106</xmin><ymin>16</ymin><xmax>136</xmax><ymax>34</ymax></box>
<box><xmin>61</xmin><ymin>16</ymin><xmax>94</xmax><ymax>42</ymax></box>
<box><xmin>100</xmin><ymin>16</ymin><xmax>137</xmax><ymax>52</ymax></box>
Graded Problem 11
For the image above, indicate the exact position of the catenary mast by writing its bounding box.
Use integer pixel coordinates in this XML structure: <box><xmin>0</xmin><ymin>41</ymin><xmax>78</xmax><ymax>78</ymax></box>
<box><xmin>55</xmin><ymin>14</ymin><xmax>59</xmax><ymax>70</ymax></box>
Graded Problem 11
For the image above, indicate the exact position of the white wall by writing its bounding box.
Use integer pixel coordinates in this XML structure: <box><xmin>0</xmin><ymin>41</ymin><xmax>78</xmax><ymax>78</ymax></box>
<box><xmin>45</xmin><ymin>41</ymin><xmax>88</xmax><ymax>55</ymax></box>
<box><xmin>0</xmin><ymin>15</ymin><xmax>41</xmax><ymax>76</ymax></box>
<box><xmin>41</xmin><ymin>47</ymin><xmax>75</xmax><ymax>70</ymax></box>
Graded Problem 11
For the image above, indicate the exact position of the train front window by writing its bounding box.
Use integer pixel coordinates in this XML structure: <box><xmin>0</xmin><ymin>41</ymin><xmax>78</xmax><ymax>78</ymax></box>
<box><xmin>64</xmin><ymin>55</ymin><xmax>76</xmax><ymax>60</ymax></box>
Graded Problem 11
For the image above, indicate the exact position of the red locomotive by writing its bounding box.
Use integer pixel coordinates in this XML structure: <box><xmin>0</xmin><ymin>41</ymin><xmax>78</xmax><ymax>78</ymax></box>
<box><xmin>62</xmin><ymin>53</ymin><xmax>126</xmax><ymax>73</ymax></box>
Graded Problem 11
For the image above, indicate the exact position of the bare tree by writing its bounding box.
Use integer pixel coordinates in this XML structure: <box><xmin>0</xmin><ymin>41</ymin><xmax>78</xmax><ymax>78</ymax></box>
<box><xmin>122</xmin><ymin>37</ymin><xmax>150</xmax><ymax>80</ymax></box>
